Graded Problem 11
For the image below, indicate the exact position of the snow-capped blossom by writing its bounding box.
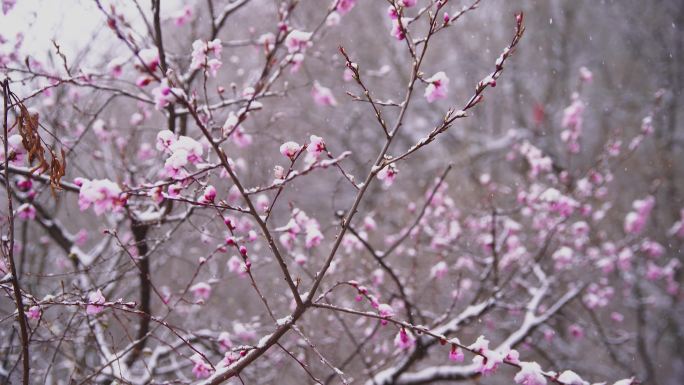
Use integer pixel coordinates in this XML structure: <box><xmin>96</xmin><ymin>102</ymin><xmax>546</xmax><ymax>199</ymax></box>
<box><xmin>16</xmin><ymin>203</ymin><xmax>36</xmax><ymax>220</ymax></box>
<box><xmin>256</xmin><ymin>194</ymin><xmax>270</xmax><ymax>212</ymax></box>
<box><xmin>285</xmin><ymin>30</ymin><xmax>312</xmax><ymax>53</ymax></box>
<box><xmin>399</xmin><ymin>0</ymin><xmax>417</xmax><ymax>7</ymax></box>
<box><xmin>624</xmin><ymin>195</ymin><xmax>655</xmax><ymax>234</ymax></box>
<box><xmin>190</xmin><ymin>282</ymin><xmax>212</xmax><ymax>301</ymax></box>
<box><xmin>472</xmin><ymin>348</ymin><xmax>505</xmax><ymax>375</ymax></box>
<box><xmin>27</xmin><ymin>305</ymin><xmax>42</xmax><ymax>320</ymax></box>
<box><xmin>138</xmin><ymin>48</ymin><xmax>160</xmax><ymax>72</ymax></box>
<box><xmin>173</xmin><ymin>5</ymin><xmax>193</xmax><ymax>26</ymax></box>
<box><xmin>579</xmin><ymin>66</ymin><xmax>593</xmax><ymax>83</ymax></box>
<box><xmin>307</xmin><ymin>135</ymin><xmax>326</xmax><ymax>158</ymax></box>
<box><xmin>394</xmin><ymin>329</ymin><xmax>415</xmax><ymax>350</ymax></box>
<box><xmin>0</xmin><ymin>134</ymin><xmax>26</xmax><ymax>165</ymax></box>
<box><xmin>387</xmin><ymin>6</ymin><xmax>399</xmax><ymax>19</ymax></box>
<box><xmin>159</xmin><ymin>134</ymin><xmax>204</xmax><ymax>178</ymax></box>
<box><xmin>280</xmin><ymin>141</ymin><xmax>301</xmax><ymax>159</ymax></box>
<box><xmin>335</xmin><ymin>0</ymin><xmax>357</xmax><ymax>14</ymax></box>
<box><xmin>305</xmin><ymin>226</ymin><xmax>324</xmax><ymax>248</ymax></box>
<box><xmin>377</xmin><ymin>164</ymin><xmax>398</xmax><ymax>187</ymax></box>
<box><xmin>552</xmin><ymin>246</ymin><xmax>574</xmax><ymax>270</ymax></box>
<box><xmin>286</xmin><ymin>52</ymin><xmax>305</xmax><ymax>72</ymax></box>
<box><xmin>449</xmin><ymin>344</ymin><xmax>465</xmax><ymax>362</ymax></box>
<box><xmin>233</xmin><ymin>322</ymin><xmax>257</xmax><ymax>341</ymax></box>
<box><xmin>200</xmin><ymin>185</ymin><xmax>217</xmax><ymax>204</ymax></box>
<box><xmin>257</xmin><ymin>32</ymin><xmax>276</xmax><ymax>52</ymax></box>
<box><xmin>430</xmin><ymin>261</ymin><xmax>448</xmax><ymax>279</ymax></box>
<box><xmin>641</xmin><ymin>116</ymin><xmax>654</xmax><ymax>135</ymax></box>
<box><xmin>326</xmin><ymin>11</ymin><xmax>341</xmax><ymax>26</ymax></box>
<box><xmin>378</xmin><ymin>303</ymin><xmax>394</xmax><ymax>325</ymax></box>
<box><xmin>312</xmin><ymin>82</ymin><xmax>338</xmax><ymax>106</ymax></box>
<box><xmin>217</xmin><ymin>331</ymin><xmax>233</xmax><ymax>352</ymax></box>
<box><xmin>190</xmin><ymin>39</ymin><xmax>223</xmax><ymax>76</ymax></box>
<box><xmin>557</xmin><ymin>370</ymin><xmax>588</xmax><ymax>385</ymax></box>
<box><xmin>294</xmin><ymin>254</ymin><xmax>307</xmax><ymax>265</ymax></box>
<box><xmin>468</xmin><ymin>335</ymin><xmax>490</xmax><ymax>352</ymax></box>
<box><xmin>86</xmin><ymin>289</ymin><xmax>106</xmax><ymax>315</ymax></box>
<box><xmin>613</xmin><ymin>378</ymin><xmax>636</xmax><ymax>385</ymax></box>
<box><xmin>514</xmin><ymin>362</ymin><xmax>547</xmax><ymax>385</ymax></box>
<box><xmin>190</xmin><ymin>354</ymin><xmax>214</xmax><ymax>379</ymax></box>
<box><xmin>107</xmin><ymin>56</ymin><xmax>126</xmax><ymax>78</ymax></box>
<box><xmin>152</xmin><ymin>79</ymin><xmax>184</xmax><ymax>110</ymax></box>
<box><xmin>424</xmin><ymin>72</ymin><xmax>449</xmax><ymax>103</ymax></box>
<box><xmin>78</xmin><ymin>178</ymin><xmax>125</xmax><ymax>215</ymax></box>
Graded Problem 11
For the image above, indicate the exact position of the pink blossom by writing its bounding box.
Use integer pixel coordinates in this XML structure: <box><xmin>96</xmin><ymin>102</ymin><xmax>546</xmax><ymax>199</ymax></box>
<box><xmin>190</xmin><ymin>354</ymin><xmax>214</xmax><ymax>379</ymax></box>
<box><xmin>305</xmin><ymin>226</ymin><xmax>324</xmax><ymax>248</ymax></box>
<box><xmin>285</xmin><ymin>30</ymin><xmax>312</xmax><ymax>53</ymax></box>
<box><xmin>514</xmin><ymin>362</ymin><xmax>547</xmax><ymax>385</ymax></box>
<box><xmin>27</xmin><ymin>305</ymin><xmax>42</xmax><ymax>320</ymax></box>
<box><xmin>307</xmin><ymin>135</ymin><xmax>326</xmax><ymax>158</ymax></box>
<box><xmin>218</xmin><ymin>331</ymin><xmax>233</xmax><ymax>352</ymax></box>
<box><xmin>2</xmin><ymin>0</ymin><xmax>16</xmax><ymax>15</ymax></box>
<box><xmin>378</xmin><ymin>303</ymin><xmax>394</xmax><ymax>323</ymax></box>
<box><xmin>16</xmin><ymin>203</ymin><xmax>36</xmax><ymax>220</ymax></box>
<box><xmin>394</xmin><ymin>329</ymin><xmax>415</xmax><ymax>350</ymax></box>
<box><xmin>152</xmin><ymin>79</ymin><xmax>184</xmax><ymax>110</ymax></box>
<box><xmin>579</xmin><ymin>66</ymin><xmax>593</xmax><ymax>83</ymax></box>
<box><xmin>138</xmin><ymin>48</ymin><xmax>160</xmax><ymax>72</ymax></box>
<box><xmin>312</xmin><ymin>82</ymin><xmax>338</xmax><ymax>106</ymax></box>
<box><xmin>449</xmin><ymin>344</ymin><xmax>465</xmax><ymax>362</ymax></box>
<box><xmin>280</xmin><ymin>141</ymin><xmax>301</xmax><ymax>159</ymax></box>
<box><xmin>430</xmin><ymin>261</ymin><xmax>448</xmax><ymax>279</ymax></box>
<box><xmin>173</xmin><ymin>5</ymin><xmax>193</xmax><ymax>26</ymax></box>
<box><xmin>0</xmin><ymin>134</ymin><xmax>26</xmax><ymax>165</ymax></box>
<box><xmin>399</xmin><ymin>0</ymin><xmax>417</xmax><ymax>7</ymax></box>
<box><xmin>472</xmin><ymin>348</ymin><xmax>505</xmax><ymax>375</ymax></box>
<box><xmin>424</xmin><ymin>72</ymin><xmax>449</xmax><ymax>103</ymax></box>
<box><xmin>190</xmin><ymin>39</ymin><xmax>223</xmax><ymax>76</ymax></box>
<box><xmin>78</xmin><ymin>178</ymin><xmax>125</xmax><ymax>215</ymax></box>
<box><xmin>190</xmin><ymin>282</ymin><xmax>212</xmax><ymax>301</ymax></box>
<box><xmin>200</xmin><ymin>185</ymin><xmax>217</xmax><ymax>204</ymax></box>
<box><xmin>391</xmin><ymin>18</ymin><xmax>410</xmax><ymax>40</ymax></box>
<box><xmin>227</xmin><ymin>255</ymin><xmax>245</xmax><ymax>275</ymax></box>
<box><xmin>568</xmin><ymin>324</ymin><xmax>584</xmax><ymax>339</ymax></box>
<box><xmin>552</xmin><ymin>246</ymin><xmax>574</xmax><ymax>270</ymax></box>
<box><xmin>668</xmin><ymin>209</ymin><xmax>684</xmax><ymax>238</ymax></box>
<box><xmin>86</xmin><ymin>289</ymin><xmax>106</xmax><ymax>315</ymax></box>
<box><xmin>335</xmin><ymin>0</ymin><xmax>357</xmax><ymax>14</ymax></box>
<box><xmin>624</xmin><ymin>195</ymin><xmax>655</xmax><ymax>234</ymax></box>
<box><xmin>377</xmin><ymin>164</ymin><xmax>398</xmax><ymax>187</ymax></box>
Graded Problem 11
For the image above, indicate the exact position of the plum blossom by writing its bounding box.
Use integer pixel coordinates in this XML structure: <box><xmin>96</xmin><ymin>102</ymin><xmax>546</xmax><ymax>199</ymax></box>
<box><xmin>335</xmin><ymin>0</ymin><xmax>357</xmax><ymax>14</ymax></box>
<box><xmin>669</xmin><ymin>209</ymin><xmax>684</xmax><ymax>238</ymax></box>
<box><xmin>307</xmin><ymin>135</ymin><xmax>326</xmax><ymax>158</ymax></box>
<box><xmin>16</xmin><ymin>203</ymin><xmax>36</xmax><ymax>220</ymax></box>
<box><xmin>218</xmin><ymin>331</ymin><xmax>233</xmax><ymax>351</ymax></box>
<box><xmin>190</xmin><ymin>39</ymin><xmax>222</xmax><ymax>77</ymax></box>
<box><xmin>2</xmin><ymin>0</ymin><xmax>16</xmax><ymax>15</ymax></box>
<box><xmin>285</xmin><ymin>30</ymin><xmax>312</xmax><ymax>53</ymax></box>
<box><xmin>312</xmin><ymin>82</ymin><xmax>338</xmax><ymax>106</ymax></box>
<box><xmin>552</xmin><ymin>246</ymin><xmax>574</xmax><ymax>270</ymax></box>
<box><xmin>0</xmin><ymin>134</ymin><xmax>26</xmax><ymax>165</ymax></box>
<box><xmin>449</xmin><ymin>344</ymin><xmax>465</xmax><ymax>362</ymax></box>
<box><xmin>173</xmin><ymin>5</ymin><xmax>193</xmax><ymax>26</ymax></box>
<box><xmin>557</xmin><ymin>370</ymin><xmax>589</xmax><ymax>385</ymax></box>
<box><xmin>77</xmin><ymin>178</ymin><xmax>125</xmax><ymax>215</ymax></box>
<box><xmin>624</xmin><ymin>195</ymin><xmax>655</xmax><ymax>234</ymax></box>
<box><xmin>391</xmin><ymin>18</ymin><xmax>410</xmax><ymax>40</ymax></box>
<box><xmin>86</xmin><ymin>289</ymin><xmax>106</xmax><ymax>315</ymax></box>
<box><xmin>519</xmin><ymin>141</ymin><xmax>552</xmax><ymax>178</ymax></box>
<box><xmin>579</xmin><ymin>66</ymin><xmax>593</xmax><ymax>83</ymax></box>
<box><xmin>424</xmin><ymin>72</ymin><xmax>449</xmax><ymax>103</ymax></box>
<box><xmin>27</xmin><ymin>305</ymin><xmax>42</xmax><ymax>320</ymax></box>
<box><xmin>200</xmin><ymin>185</ymin><xmax>217</xmax><ymax>204</ymax></box>
<box><xmin>514</xmin><ymin>362</ymin><xmax>547</xmax><ymax>385</ymax></box>
<box><xmin>430</xmin><ymin>261</ymin><xmax>448</xmax><ymax>279</ymax></box>
<box><xmin>561</xmin><ymin>94</ymin><xmax>584</xmax><ymax>153</ymax></box>
<box><xmin>152</xmin><ymin>79</ymin><xmax>184</xmax><ymax>110</ymax></box>
<box><xmin>227</xmin><ymin>255</ymin><xmax>245</xmax><ymax>276</ymax></box>
<box><xmin>394</xmin><ymin>329</ymin><xmax>415</xmax><ymax>350</ymax></box>
<box><xmin>190</xmin><ymin>282</ymin><xmax>212</xmax><ymax>301</ymax></box>
<box><xmin>280</xmin><ymin>141</ymin><xmax>301</xmax><ymax>159</ymax></box>
<box><xmin>138</xmin><ymin>48</ymin><xmax>160</xmax><ymax>72</ymax></box>
<box><xmin>377</xmin><ymin>164</ymin><xmax>398</xmax><ymax>187</ymax></box>
<box><xmin>190</xmin><ymin>354</ymin><xmax>214</xmax><ymax>379</ymax></box>
<box><xmin>399</xmin><ymin>0</ymin><xmax>417</xmax><ymax>7</ymax></box>
<box><xmin>157</xmin><ymin>132</ymin><xmax>204</xmax><ymax>179</ymax></box>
